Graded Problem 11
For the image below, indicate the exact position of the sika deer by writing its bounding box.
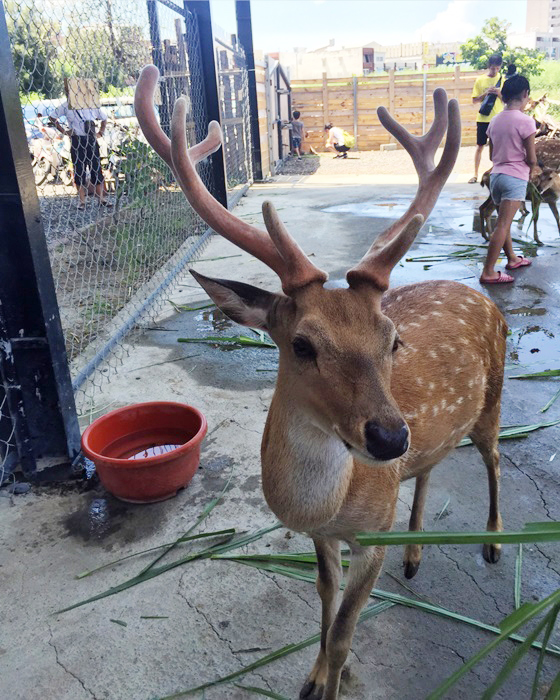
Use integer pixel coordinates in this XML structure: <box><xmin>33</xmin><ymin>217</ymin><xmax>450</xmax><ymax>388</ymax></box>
<box><xmin>135</xmin><ymin>66</ymin><xmax>506</xmax><ymax>700</ymax></box>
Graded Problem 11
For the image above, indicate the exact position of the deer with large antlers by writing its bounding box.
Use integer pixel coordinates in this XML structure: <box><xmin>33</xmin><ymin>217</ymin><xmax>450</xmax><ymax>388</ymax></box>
<box><xmin>135</xmin><ymin>65</ymin><xmax>506</xmax><ymax>700</ymax></box>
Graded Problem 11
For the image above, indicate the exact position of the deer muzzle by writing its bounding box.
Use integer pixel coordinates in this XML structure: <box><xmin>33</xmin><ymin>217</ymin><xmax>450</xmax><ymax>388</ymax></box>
<box><xmin>364</xmin><ymin>420</ymin><xmax>409</xmax><ymax>461</ymax></box>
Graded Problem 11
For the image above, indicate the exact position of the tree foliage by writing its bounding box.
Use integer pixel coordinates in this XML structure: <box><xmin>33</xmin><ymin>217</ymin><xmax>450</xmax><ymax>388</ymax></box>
<box><xmin>460</xmin><ymin>17</ymin><xmax>545</xmax><ymax>77</ymax></box>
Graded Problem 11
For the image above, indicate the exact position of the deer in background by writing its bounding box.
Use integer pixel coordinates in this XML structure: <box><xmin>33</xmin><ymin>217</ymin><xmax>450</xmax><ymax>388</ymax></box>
<box><xmin>479</xmin><ymin>166</ymin><xmax>560</xmax><ymax>245</ymax></box>
<box><xmin>136</xmin><ymin>66</ymin><xmax>507</xmax><ymax>700</ymax></box>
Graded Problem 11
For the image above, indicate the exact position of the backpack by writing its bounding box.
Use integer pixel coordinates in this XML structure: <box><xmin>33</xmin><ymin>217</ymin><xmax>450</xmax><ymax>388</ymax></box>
<box><xmin>343</xmin><ymin>130</ymin><xmax>355</xmax><ymax>149</ymax></box>
<box><xmin>479</xmin><ymin>76</ymin><xmax>502</xmax><ymax>117</ymax></box>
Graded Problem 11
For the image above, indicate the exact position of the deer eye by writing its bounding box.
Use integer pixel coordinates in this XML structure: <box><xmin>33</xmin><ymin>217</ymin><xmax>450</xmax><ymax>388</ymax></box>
<box><xmin>392</xmin><ymin>336</ymin><xmax>403</xmax><ymax>353</ymax></box>
<box><xmin>292</xmin><ymin>336</ymin><xmax>317</xmax><ymax>361</ymax></box>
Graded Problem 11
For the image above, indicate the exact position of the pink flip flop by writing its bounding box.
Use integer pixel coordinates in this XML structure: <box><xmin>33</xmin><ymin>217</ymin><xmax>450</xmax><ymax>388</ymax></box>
<box><xmin>505</xmin><ymin>257</ymin><xmax>532</xmax><ymax>270</ymax></box>
<box><xmin>479</xmin><ymin>271</ymin><xmax>515</xmax><ymax>285</ymax></box>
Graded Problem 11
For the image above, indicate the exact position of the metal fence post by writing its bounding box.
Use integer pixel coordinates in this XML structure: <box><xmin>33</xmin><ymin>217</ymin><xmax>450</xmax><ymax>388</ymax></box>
<box><xmin>235</xmin><ymin>0</ymin><xmax>262</xmax><ymax>181</ymax></box>
<box><xmin>147</xmin><ymin>0</ymin><xmax>172</xmax><ymax>135</ymax></box>
<box><xmin>184</xmin><ymin>0</ymin><xmax>228</xmax><ymax>208</ymax></box>
<box><xmin>353</xmin><ymin>76</ymin><xmax>358</xmax><ymax>149</ymax></box>
<box><xmin>0</xmin><ymin>8</ymin><xmax>81</xmax><ymax>478</ymax></box>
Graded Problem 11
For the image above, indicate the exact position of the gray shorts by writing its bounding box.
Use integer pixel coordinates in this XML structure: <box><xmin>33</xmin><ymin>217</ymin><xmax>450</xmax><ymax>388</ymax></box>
<box><xmin>489</xmin><ymin>173</ymin><xmax>527</xmax><ymax>206</ymax></box>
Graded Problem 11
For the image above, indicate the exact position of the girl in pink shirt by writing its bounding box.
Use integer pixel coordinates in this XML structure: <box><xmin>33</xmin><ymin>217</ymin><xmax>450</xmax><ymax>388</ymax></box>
<box><xmin>480</xmin><ymin>74</ymin><xmax>537</xmax><ymax>284</ymax></box>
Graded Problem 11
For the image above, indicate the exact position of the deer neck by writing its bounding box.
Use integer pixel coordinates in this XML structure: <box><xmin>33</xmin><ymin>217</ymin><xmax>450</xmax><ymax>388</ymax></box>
<box><xmin>261</xmin><ymin>393</ymin><xmax>353</xmax><ymax>532</ymax></box>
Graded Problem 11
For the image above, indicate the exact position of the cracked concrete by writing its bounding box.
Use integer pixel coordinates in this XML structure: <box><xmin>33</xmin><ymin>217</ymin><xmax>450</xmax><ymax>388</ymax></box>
<box><xmin>1</xmin><ymin>173</ymin><xmax>560</xmax><ymax>700</ymax></box>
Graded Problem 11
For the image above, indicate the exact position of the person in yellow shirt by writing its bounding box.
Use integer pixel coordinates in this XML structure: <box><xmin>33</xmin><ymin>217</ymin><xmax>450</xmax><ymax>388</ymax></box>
<box><xmin>469</xmin><ymin>54</ymin><xmax>503</xmax><ymax>183</ymax></box>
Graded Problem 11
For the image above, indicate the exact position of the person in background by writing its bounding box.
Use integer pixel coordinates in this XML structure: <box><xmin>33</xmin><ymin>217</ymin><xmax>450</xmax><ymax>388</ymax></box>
<box><xmin>291</xmin><ymin>111</ymin><xmax>306</xmax><ymax>160</ymax></box>
<box><xmin>470</xmin><ymin>53</ymin><xmax>503</xmax><ymax>184</ymax></box>
<box><xmin>479</xmin><ymin>74</ymin><xmax>537</xmax><ymax>284</ymax></box>
<box><xmin>49</xmin><ymin>85</ymin><xmax>110</xmax><ymax>210</ymax></box>
<box><xmin>324</xmin><ymin>123</ymin><xmax>349</xmax><ymax>158</ymax></box>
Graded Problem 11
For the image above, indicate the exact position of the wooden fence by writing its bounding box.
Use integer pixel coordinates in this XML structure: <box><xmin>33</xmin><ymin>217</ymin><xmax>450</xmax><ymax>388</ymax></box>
<box><xmin>291</xmin><ymin>66</ymin><xmax>486</xmax><ymax>151</ymax></box>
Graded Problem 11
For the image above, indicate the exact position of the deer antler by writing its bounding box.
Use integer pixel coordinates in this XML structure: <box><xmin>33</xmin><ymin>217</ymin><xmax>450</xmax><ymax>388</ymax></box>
<box><xmin>134</xmin><ymin>65</ymin><xmax>327</xmax><ymax>294</ymax></box>
<box><xmin>347</xmin><ymin>88</ymin><xmax>461</xmax><ymax>291</ymax></box>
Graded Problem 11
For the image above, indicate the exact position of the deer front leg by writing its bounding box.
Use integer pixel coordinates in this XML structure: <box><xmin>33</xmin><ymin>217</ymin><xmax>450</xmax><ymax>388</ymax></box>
<box><xmin>321</xmin><ymin>545</ymin><xmax>387</xmax><ymax>700</ymax></box>
<box><xmin>547</xmin><ymin>199</ymin><xmax>560</xmax><ymax>235</ymax></box>
<box><xmin>403</xmin><ymin>472</ymin><xmax>430</xmax><ymax>579</ymax></box>
<box><xmin>300</xmin><ymin>538</ymin><xmax>342</xmax><ymax>700</ymax></box>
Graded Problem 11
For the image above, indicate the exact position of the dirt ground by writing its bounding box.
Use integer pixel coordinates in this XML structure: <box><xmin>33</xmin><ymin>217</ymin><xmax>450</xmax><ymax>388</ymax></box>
<box><xmin>279</xmin><ymin>145</ymin><xmax>491</xmax><ymax>179</ymax></box>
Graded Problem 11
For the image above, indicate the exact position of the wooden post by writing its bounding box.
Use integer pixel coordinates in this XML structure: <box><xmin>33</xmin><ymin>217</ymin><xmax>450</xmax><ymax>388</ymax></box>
<box><xmin>322</xmin><ymin>71</ymin><xmax>329</xmax><ymax>131</ymax></box>
<box><xmin>388</xmin><ymin>68</ymin><xmax>395</xmax><ymax>143</ymax></box>
<box><xmin>454</xmin><ymin>64</ymin><xmax>461</xmax><ymax>101</ymax></box>
<box><xmin>353</xmin><ymin>76</ymin><xmax>358</xmax><ymax>150</ymax></box>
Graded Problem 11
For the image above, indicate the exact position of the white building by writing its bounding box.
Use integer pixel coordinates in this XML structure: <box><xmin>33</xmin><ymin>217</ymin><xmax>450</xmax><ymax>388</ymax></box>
<box><xmin>526</xmin><ymin>0</ymin><xmax>560</xmax><ymax>32</ymax></box>
<box><xmin>509</xmin><ymin>30</ymin><xmax>560</xmax><ymax>59</ymax></box>
<box><xmin>271</xmin><ymin>40</ymin><xmax>386</xmax><ymax>80</ymax></box>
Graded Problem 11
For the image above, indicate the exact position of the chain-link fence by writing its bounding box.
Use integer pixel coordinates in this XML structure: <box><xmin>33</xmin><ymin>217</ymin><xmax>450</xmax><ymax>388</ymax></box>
<box><xmin>2</xmin><ymin>0</ymin><xmax>253</xmax><ymax>437</ymax></box>
<box><xmin>0</xmin><ymin>385</ymin><xmax>17</xmax><ymax>487</ymax></box>
<box><xmin>216</xmin><ymin>36</ymin><xmax>253</xmax><ymax>199</ymax></box>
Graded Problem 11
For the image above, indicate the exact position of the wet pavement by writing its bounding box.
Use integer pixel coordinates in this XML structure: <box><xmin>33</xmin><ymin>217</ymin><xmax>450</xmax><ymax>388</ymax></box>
<box><xmin>1</xmin><ymin>178</ymin><xmax>560</xmax><ymax>700</ymax></box>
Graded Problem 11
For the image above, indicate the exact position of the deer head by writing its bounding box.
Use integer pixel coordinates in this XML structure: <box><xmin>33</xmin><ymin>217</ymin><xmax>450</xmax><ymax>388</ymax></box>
<box><xmin>135</xmin><ymin>66</ymin><xmax>460</xmax><ymax>465</ymax></box>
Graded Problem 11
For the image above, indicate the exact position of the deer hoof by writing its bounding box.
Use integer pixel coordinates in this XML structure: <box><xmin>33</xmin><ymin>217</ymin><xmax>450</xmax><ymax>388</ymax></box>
<box><xmin>300</xmin><ymin>679</ymin><xmax>324</xmax><ymax>700</ymax></box>
<box><xmin>483</xmin><ymin>543</ymin><xmax>501</xmax><ymax>564</ymax></box>
<box><xmin>403</xmin><ymin>560</ymin><xmax>420</xmax><ymax>579</ymax></box>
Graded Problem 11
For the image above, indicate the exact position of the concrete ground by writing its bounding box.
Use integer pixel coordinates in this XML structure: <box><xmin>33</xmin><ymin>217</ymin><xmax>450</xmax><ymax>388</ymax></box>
<box><xmin>2</xmin><ymin>154</ymin><xmax>560</xmax><ymax>700</ymax></box>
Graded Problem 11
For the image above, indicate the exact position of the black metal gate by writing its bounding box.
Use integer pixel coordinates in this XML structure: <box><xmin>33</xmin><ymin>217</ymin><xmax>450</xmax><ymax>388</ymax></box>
<box><xmin>0</xmin><ymin>0</ymin><xmax>256</xmax><ymax>482</ymax></box>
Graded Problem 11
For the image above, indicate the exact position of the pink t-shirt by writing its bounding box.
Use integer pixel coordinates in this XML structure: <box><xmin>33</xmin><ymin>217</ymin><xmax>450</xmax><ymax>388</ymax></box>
<box><xmin>487</xmin><ymin>110</ymin><xmax>536</xmax><ymax>181</ymax></box>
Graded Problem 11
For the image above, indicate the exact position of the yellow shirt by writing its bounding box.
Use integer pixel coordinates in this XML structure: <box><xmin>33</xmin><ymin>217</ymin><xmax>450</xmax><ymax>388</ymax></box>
<box><xmin>472</xmin><ymin>74</ymin><xmax>503</xmax><ymax>123</ymax></box>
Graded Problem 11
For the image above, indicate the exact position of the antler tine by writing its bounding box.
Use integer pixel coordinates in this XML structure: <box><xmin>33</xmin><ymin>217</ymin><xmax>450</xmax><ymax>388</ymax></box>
<box><xmin>261</xmin><ymin>201</ymin><xmax>328</xmax><ymax>292</ymax></box>
<box><xmin>135</xmin><ymin>64</ymin><xmax>327</xmax><ymax>295</ymax></box>
<box><xmin>347</xmin><ymin>89</ymin><xmax>461</xmax><ymax>292</ymax></box>
<box><xmin>378</xmin><ymin>88</ymin><xmax>448</xmax><ymax>179</ymax></box>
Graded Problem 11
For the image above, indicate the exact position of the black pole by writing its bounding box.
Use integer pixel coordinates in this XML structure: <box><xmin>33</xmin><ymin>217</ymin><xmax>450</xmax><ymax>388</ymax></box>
<box><xmin>0</xmin><ymin>8</ymin><xmax>80</xmax><ymax>478</ymax></box>
<box><xmin>146</xmin><ymin>0</ymin><xmax>172</xmax><ymax>135</ymax></box>
<box><xmin>184</xmin><ymin>0</ymin><xmax>228</xmax><ymax>208</ymax></box>
<box><xmin>235</xmin><ymin>0</ymin><xmax>263</xmax><ymax>180</ymax></box>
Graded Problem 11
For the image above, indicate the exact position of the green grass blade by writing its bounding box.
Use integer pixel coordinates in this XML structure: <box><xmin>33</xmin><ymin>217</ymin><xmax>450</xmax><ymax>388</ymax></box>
<box><xmin>76</xmin><ymin>529</ymin><xmax>236</xmax><ymax>579</ymax></box>
<box><xmin>138</xmin><ymin>469</ymin><xmax>235</xmax><ymax>576</ymax></box>
<box><xmin>219</xmin><ymin>555</ymin><xmax>560</xmax><ymax>658</ymax></box>
<box><xmin>541</xmin><ymin>387</ymin><xmax>560</xmax><ymax>414</ymax></box>
<box><xmin>356</xmin><ymin>522</ymin><xmax>560</xmax><ymax>547</ymax></box>
<box><xmin>532</xmin><ymin>604</ymin><xmax>560</xmax><ymax>700</ymax></box>
<box><xmin>154</xmin><ymin>602</ymin><xmax>394</xmax><ymax>699</ymax></box>
<box><xmin>510</xmin><ymin>369</ymin><xmax>560</xmax><ymax>379</ymax></box>
<box><xmin>481</xmin><ymin>611</ymin><xmax>551</xmax><ymax>699</ymax></box>
<box><xmin>177</xmin><ymin>335</ymin><xmax>276</xmax><ymax>348</ymax></box>
<box><xmin>546</xmin><ymin>670</ymin><xmax>560</xmax><ymax>699</ymax></box>
<box><xmin>109</xmin><ymin>618</ymin><xmax>127</xmax><ymax>627</ymax></box>
<box><xmin>515</xmin><ymin>543</ymin><xmax>523</xmax><ymax>610</ymax></box>
<box><xmin>234</xmin><ymin>684</ymin><xmax>290</xmax><ymax>699</ymax></box>
<box><xmin>459</xmin><ymin>420</ymin><xmax>560</xmax><ymax>447</ymax></box>
<box><xmin>56</xmin><ymin>535</ymin><xmax>236</xmax><ymax>614</ymax></box>
<box><xmin>434</xmin><ymin>498</ymin><xmax>450</xmax><ymax>523</ymax></box>
<box><xmin>427</xmin><ymin>588</ymin><xmax>560</xmax><ymax>700</ymax></box>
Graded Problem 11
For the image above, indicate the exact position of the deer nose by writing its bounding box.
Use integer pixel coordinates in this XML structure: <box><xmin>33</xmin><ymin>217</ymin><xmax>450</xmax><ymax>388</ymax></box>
<box><xmin>364</xmin><ymin>421</ymin><xmax>409</xmax><ymax>461</ymax></box>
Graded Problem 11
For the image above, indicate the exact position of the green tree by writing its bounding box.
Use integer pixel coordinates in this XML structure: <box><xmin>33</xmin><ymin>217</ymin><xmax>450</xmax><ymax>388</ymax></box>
<box><xmin>460</xmin><ymin>17</ymin><xmax>545</xmax><ymax>77</ymax></box>
<box><xmin>5</xmin><ymin>1</ymin><xmax>64</xmax><ymax>98</ymax></box>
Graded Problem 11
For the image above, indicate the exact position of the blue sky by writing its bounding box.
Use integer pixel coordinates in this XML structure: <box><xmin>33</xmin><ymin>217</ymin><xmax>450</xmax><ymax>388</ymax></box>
<box><xmin>210</xmin><ymin>0</ymin><xmax>528</xmax><ymax>52</ymax></box>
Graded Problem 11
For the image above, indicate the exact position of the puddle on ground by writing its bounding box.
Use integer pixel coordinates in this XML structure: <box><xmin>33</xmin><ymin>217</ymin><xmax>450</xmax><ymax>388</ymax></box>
<box><xmin>198</xmin><ymin>308</ymin><xmax>233</xmax><ymax>332</ymax></box>
<box><xmin>63</xmin><ymin>497</ymin><xmax>127</xmax><ymax>542</ymax></box>
<box><xmin>508</xmin><ymin>306</ymin><xmax>547</xmax><ymax>317</ymax></box>
<box><xmin>508</xmin><ymin>325</ymin><xmax>557</xmax><ymax>365</ymax></box>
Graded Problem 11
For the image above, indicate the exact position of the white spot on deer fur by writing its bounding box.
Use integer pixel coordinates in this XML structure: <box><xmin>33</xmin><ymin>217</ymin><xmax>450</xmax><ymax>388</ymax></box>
<box><xmin>459</xmin><ymin>319</ymin><xmax>467</xmax><ymax>325</ymax></box>
<box><xmin>432</xmin><ymin>405</ymin><xmax>439</xmax><ymax>416</ymax></box>
<box><xmin>465</xmin><ymin>296</ymin><xmax>477</xmax><ymax>304</ymax></box>
<box><xmin>420</xmin><ymin>404</ymin><xmax>428</xmax><ymax>413</ymax></box>
<box><xmin>399</xmin><ymin>324</ymin><xmax>408</xmax><ymax>332</ymax></box>
<box><xmin>460</xmin><ymin>337</ymin><xmax>469</xmax><ymax>346</ymax></box>
<box><xmin>403</xmin><ymin>412</ymin><xmax>417</xmax><ymax>421</ymax></box>
<box><xmin>429</xmin><ymin>382</ymin><xmax>435</xmax><ymax>390</ymax></box>
<box><xmin>429</xmin><ymin>350</ymin><xmax>438</xmax><ymax>359</ymax></box>
<box><xmin>468</xmin><ymin>378</ymin><xmax>474</xmax><ymax>388</ymax></box>
<box><xmin>447</xmin><ymin>404</ymin><xmax>457</xmax><ymax>413</ymax></box>
<box><xmin>457</xmin><ymin>396</ymin><xmax>464</xmax><ymax>404</ymax></box>
<box><xmin>449</xmin><ymin>386</ymin><xmax>456</xmax><ymax>394</ymax></box>
<box><xmin>416</xmin><ymin>377</ymin><xmax>424</xmax><ymax>385</ymax></box>
<box><xmin>396</xmin><ymin>295</ymin><xmax>403</xmax><ymax>302</ymax></box>
<box><xmin>458</xmin><ymin>304</ymin><xmax>468</xmax><ymax>311</ymax></box>
<box><xmin>432</xmin><ymin>311</ymin><xmax>443</xmax><ymax>317</ymax></box>
<box><xmin>441</xmin><ymin>399</ymin><xmax>447</xmax><ymax>409</ymax></box>
<box><xmin>409</xmin><ymin>322</ymin><xmax>420</xmax><ymax>328</ymax></box>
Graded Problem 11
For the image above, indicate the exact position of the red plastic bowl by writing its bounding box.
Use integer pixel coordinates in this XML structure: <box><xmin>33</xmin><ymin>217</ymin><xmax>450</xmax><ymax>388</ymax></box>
<box><xmin>81</xmin><ymin>401</ymin><xmax>207</xmax><ymax>503</ymax></box>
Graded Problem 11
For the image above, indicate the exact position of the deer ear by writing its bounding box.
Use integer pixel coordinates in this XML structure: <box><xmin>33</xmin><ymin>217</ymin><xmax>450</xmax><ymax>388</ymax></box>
<box><xmin>189</xmin><ymin>270</ymin><xmax>278</xmax><ymax>330</ymax></box>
